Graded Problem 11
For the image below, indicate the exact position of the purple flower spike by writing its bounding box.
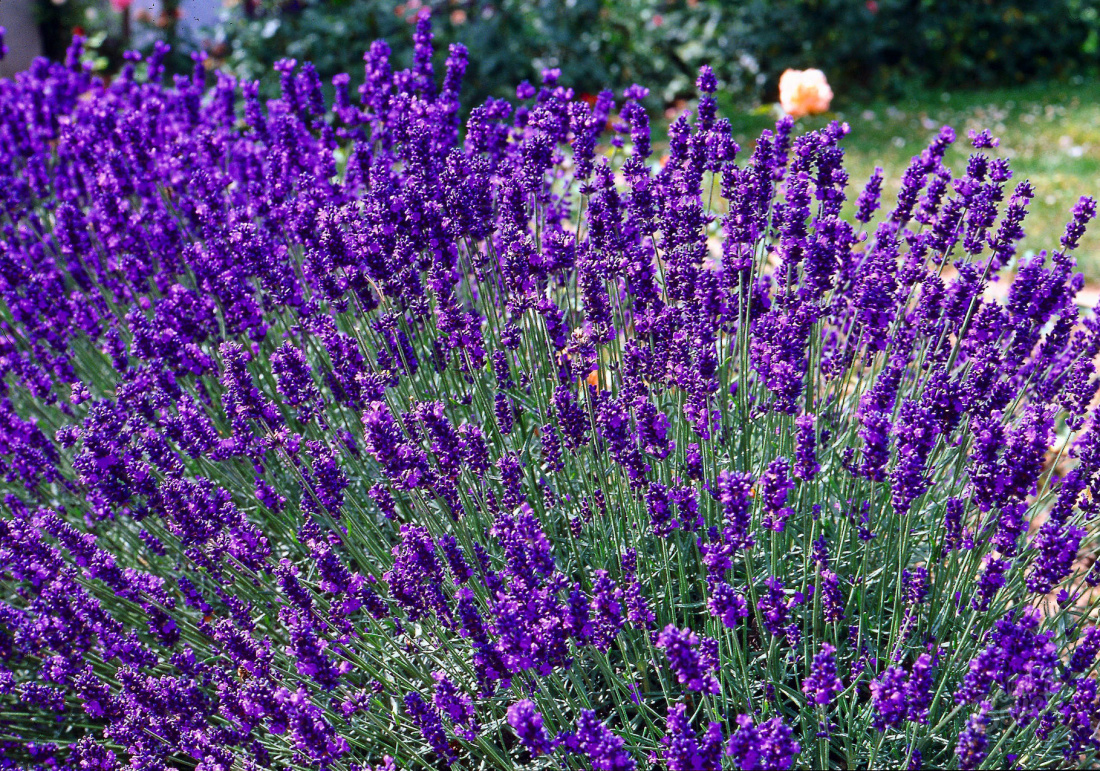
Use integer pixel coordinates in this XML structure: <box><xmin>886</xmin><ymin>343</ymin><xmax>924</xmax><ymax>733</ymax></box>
<box><xmin>657</xmin><ymin>625</ymin><xmax>721</xmax><ymax>695</ymax></box>
<box><xmin>663</xmin><ymin>702</ymin><xmax>723</xmax><ymax>771</ymax></box>
<box><xmin>955</xmin><ymin>702</ymin><xmax>991</xmax><ymax>770</ymax></box>
<box><xmin>726</xmin><ymin>715</ymin><xmax>801</xmax><ymax>770</ymax></box>
<box><xmin>803</xmin><ymin>643</ymin><xmax>842</xmax><ymax>706</ymax></box>
<box><xmin>507</xmin><ymin>699</ymin><xmax>552</xmax><ymax>756</ymax></box>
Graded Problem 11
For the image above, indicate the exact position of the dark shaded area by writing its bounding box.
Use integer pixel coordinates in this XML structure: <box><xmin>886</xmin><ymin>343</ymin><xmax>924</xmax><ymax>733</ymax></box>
<box><xmin>29</xmin><ymin>0</ymin><xmax>1100</xmax><ymax>107</ymax></box>
<box><xmin>211</xmin><ymin>0</ymin><xmax>1098</xmax><ymax>107</ymax></box>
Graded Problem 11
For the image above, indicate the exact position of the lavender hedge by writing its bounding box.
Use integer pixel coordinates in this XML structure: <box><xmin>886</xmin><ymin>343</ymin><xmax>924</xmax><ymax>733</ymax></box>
<box><xmin>1</xmin><ymin>16</ymin><xmax>1099</xmax><ymax>771</ymax></box>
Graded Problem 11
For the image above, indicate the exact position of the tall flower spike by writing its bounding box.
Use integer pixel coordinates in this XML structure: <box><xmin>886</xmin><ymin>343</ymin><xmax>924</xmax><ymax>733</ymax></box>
<box><xmin>507</xmin><ymin>699</ymin><xmax>552</xmax><ymax>756</ymax></box>
<box><xmin>803</xmin><ymin>643</ymin><xmax>842</xmax><ymax>706</ymax></box>
<box><xmin>657</xmin><ymin>625</ymin><xmax>721</xmax><ymax>695</ymax></box>
<box><xmin>726</xmin><ymin>715</ymin><xmax>801</xmax><ymax>770</ymax></box>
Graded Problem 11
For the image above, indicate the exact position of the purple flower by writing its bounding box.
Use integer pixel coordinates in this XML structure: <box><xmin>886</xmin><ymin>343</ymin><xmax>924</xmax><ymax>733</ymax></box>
<box><xmin>404</xmin><ymin>692</ymin><xmax>455</xmax><ymax>766</ymax></box>
<box><xmin>972</xmin><ymin>555</ymin><xmax>1010</xmax><ymax>611</ymax></box>
<box><xmin>570</xmin><ymin>710</ymin><xmax>636</xmax><ymax>771</ymax></box>
<box><xmin>591</xmin><ymin>569</ymin><xmax>626</xmax><ymax>651</ymax></box>
<box><xmin>708</xmin><ymin>581</ymin><xmax>749</xmax><ymax>628</ymax></box>
<box><xmin>760</xmin><ymin>456</ymin><xmax>795</xmax><ymax>531</ymax></box>
<box><xmin>820</xmin><ymin>569</ymin><xmax>846</xmax><ymax>623</ymax></box>
<box><xmin>1061</xmin><ymin>676</ymin><xmax>1099</xmax><ymax>758</ymax></box>
<box><xmin>890</xmin><ymin>401</ymin><xmax>938</xmax><ymax>515</ymax></box>
<box><xmin>432</xmin><ymin>672</ymin><xmax>478</xmax><ymax>741</ymax></box>
<box><xmin>802</xmin><ymin>643</ymin><xmax>842</xmax><ymax>706</ymax></box>
<box><xmin>956</xmin><ymin>610</ymin><xmax>1057</xmax><ymax>722</ymax></box>
<box><xmin>713</xmin><ymin>470</ymin><xmax>756</xmax><ymax>552</ymax></box>
<box><xmin>969</xmin><ymin>129</ymin><xmax>1000</xmax><ymax>148</ymax></box>
<box><xmin>793</xmin><ymin>413</ymin><xmax>819</xmax><ymax>481</ymax></box>
<box><xmin>1</xmin><ymin>19</ymin><xmax>1099</xmax><ymax>768</ymax></box>
<box><xmin>725</xmin><ymin>715</ymin><xmax>800</xmax><ymax>770</ymax></box>
<box><xmin>663</xmin><ymin>702</ymin><xmax>724</xmax><ymax>771</ymax></box>
<box><xmin>385</xmin><ymin>525</ymin><xmax>450</xmax><ymax>624</ymax></box>
<box><xmin>955</xmin><ymin>702</ymin><xmax>991</xmax><ymax>770</ymax></box>
<box><xmin>507</xmin><ymin>699</ymin><xmax>552</xmax><ymax>756</ymax></box>
<box><xmin>657</xmin><ymin>625</ymin><xmax>721</xmax><ymax>695</ymax></box>
<box><xmin>1060</xmin><ymin>196</ymin><xmax>1096</xmax><ymax>254</ymax></box>
<box><xmin>1027</xmin><ymin>519</ymin><xmax>1085</xmax><ymax>594</ymax></box>
<box><xmin>906</xmin><ymin>654</ymin><xmax>935</xmax><ymax>724</ymax></box>
<box><xmin>757</xmin><ymin>577</ymin><xmax>790</xmax><ymax>637</ymax></box>
<box><xmin>620</xmin><ymin>550</ymin><xmax>655</xmax><ymax>630</ymax></box>
<box><xmin>942</xmin><ymin>497</ymin><xmax>968</xmax><ymax>553</ymax></box>
<box><xmin>854</xmin><ymin>167</ymin><xmax>884</xmax><ymax>223</ymax></box>
<box><xmin>870</xmin><ymin>666</ymin><xmax>909</xmax><ymax>729</ymax></box>
<box><xmin>1068</xmin><ymin>626</ymin><xmax>1100</xmax><ymax>675</ymax></box>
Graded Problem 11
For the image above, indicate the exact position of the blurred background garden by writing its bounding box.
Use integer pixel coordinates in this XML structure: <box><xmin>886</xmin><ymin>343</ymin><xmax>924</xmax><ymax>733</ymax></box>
<box><xmin>5</xmin><ymin>0</ymin><xmax>1098</xmax><ymax>273</ymax></box>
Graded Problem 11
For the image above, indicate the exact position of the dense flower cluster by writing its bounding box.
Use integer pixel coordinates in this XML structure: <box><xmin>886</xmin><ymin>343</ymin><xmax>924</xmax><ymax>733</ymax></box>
<box><xmin>0</xmin><ymin>18</ymin><xmax>1099</xmax><ymax>770</ymax></box>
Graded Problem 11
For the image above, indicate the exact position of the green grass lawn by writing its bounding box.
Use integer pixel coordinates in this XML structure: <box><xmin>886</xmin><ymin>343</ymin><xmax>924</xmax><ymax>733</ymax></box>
<box><xmin>711</xmin><ymin>79</ymin><xmax>1100</xmax><ymax>279</ymax></box>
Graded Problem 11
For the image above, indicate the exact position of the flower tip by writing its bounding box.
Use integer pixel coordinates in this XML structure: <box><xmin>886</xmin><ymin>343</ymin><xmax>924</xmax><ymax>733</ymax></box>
<box><xmin>968</xmin><ymin>129</ymin><xmax>1000</xmax><ymax>149</ymax></box>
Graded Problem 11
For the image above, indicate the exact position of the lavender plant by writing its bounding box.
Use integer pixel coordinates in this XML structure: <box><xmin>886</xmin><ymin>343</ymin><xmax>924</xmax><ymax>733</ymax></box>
<box><xmin>0</xmin><ymin>16</ymin><xmax>1099</xmax><ymax>771</ymax></box>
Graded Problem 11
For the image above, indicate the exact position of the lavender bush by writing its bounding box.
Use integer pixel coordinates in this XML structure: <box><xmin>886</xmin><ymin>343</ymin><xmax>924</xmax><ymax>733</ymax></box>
<box><xmin>1</xmin><ymin>17</ymin><xmax>1099</xmax><ymax>771</ymax></box>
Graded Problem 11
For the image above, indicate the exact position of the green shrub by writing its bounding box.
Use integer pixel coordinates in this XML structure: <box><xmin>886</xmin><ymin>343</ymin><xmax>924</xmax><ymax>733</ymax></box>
<box><xmin>210</xmin><ymin>0</ymin><xmax>1098</xmax><ymax>108</ymax></box>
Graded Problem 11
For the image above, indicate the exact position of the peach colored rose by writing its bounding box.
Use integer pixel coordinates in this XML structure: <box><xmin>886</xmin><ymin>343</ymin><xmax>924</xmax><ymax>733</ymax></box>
<box><xmin>778</xmin><ymin>69</ymin><xmax>833</xmax><ymax>119</ymax></box>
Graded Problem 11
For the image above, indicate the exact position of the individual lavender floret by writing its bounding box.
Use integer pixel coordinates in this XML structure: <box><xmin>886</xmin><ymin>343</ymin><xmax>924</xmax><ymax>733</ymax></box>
<box><xmin>906</xmin><ymin>654</ymin><xmax>934</xmax><ymax>724</ymax></box>
<box><xmin>540</xmin><ymin>423</ymin><xmax>564</xmax><ymax>472</ymax></box>
<box><xmin>988</xmin><ymin>180</ymin><xmax>1034</xmax><ymax>271</ymax></box>
<box><xmin>620</xmin><ymin>550</ymin><xmax>655</xmax><ymax>630</ymax></box>
<box><xmin>903</xmin><ymin>567</ymin><xmax>929</xmax><ymax>606</ymax></box>
<box><xmin>648</xmin><ymin>483</ymin><xmax>676</xmax><ymax>538</ymax></box>
<box><xmin>590</xmin><ymin>569</ymin><xmax>626</xmax><ymax>651</ymax></box>
<box><xmin>820</xmin><ymin>569</ymin><xmax>846</xmax><ymax>623</ymax></box>
<box><xmin>620</xmin><ymin>87</ymin><xmax>651</xmax><ymax>160</ymax></box>
<box><xmin>696</xmin><ymin>65</ymin><xmax>718</xmax><ymax>131</ymax></box>
<box><xmin>657</xmin><ymin>625</ymin><xmax>720</xmax><ymax>695</ymax></box>
<box><xmin>802</xmin><ymin>643</ymin><xmax>842</xmax><ymax>706</ymax></box>
<box><xmin>942</xmin><ymin>497</ymin><xmax>967</xmax><ymax>553</ymax></box>
<box><xmin>439</xmin><ymin>534</ymin><xmax>473</xmax><ymax>585</ymax></box>
<box><xmin>890</xmin><ymin>401</ymin><xmax>937</xmax><ymax>515</ymax></box>
<box><xmin>725</xmin><ymin>715</ymin><xmax>801</xmax><ymax>770</ymax></box>
<box><xmin>972</xmin><ymin>556</ymin><xmax>1010</xmax><ymax>611</ymax></box>
<box><xmin>1061</xmin><ymin>676</ymin><xmax>1100</xmax><ymax>759</ymax></box>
